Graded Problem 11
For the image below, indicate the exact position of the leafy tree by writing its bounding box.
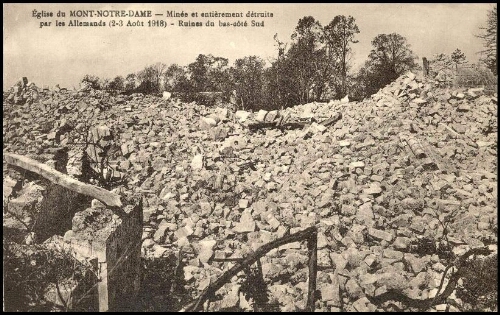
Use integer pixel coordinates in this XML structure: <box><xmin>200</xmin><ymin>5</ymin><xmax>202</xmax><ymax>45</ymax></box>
<box><xmin>81</xmin><ymin>74</ymin><xmax>101</xmax><ymax>90</ymax></box>
<box><xmin>369</xmin><ymin>33</ymin><xmax>418</xmax><ymax>78</ymax></box>
<box><xmin>188</xmin><ymin>54</ymin><xmax>230</xmax><ymax>92</ymax></box>
<box><xmin>137</xmin><ymin>65</ymin><xmax>162</xmax><ymax>94</ymax></box>
<box><xmin>288</xmin><ymin>16</ymin><xmax>328</xmax><ymax>104</ymax></box>
<box><xmin>268</xmin><ymin>34</ymin><xmax>288</xmax><ymax>108</ymax></box>
<box><xmin>107</xmin><ymin>76</ymin><xmax>124</xmax><ymax>91</ymax></box>
<box><xmin>359</xmin><ymin>33</ymin><xmax>418</xmax><ymax>96</ymax></box>
<box><xmin>231</xmin><ymin>56</ymin><xmax>266</xmax><ymax>110</ymax></box>
<box><xmin>163</xmin><ymin>64</ymin><xmax>190</xmax><ymax>92</ymax></box>
<box><xmin>124</xmin><ymin>73</ymin><xmax>137</xmax><ymax>92</ymax></box>
<box><xmin>451</xmin><ymin>49</ymin><xmax>467</xmax><ymax>65</ymax></box>
<box><xmin>476</xmin><ymin>5</ymin><xmax>497</xmax><ymax>75</ymax></box>
<box><xmin>188</xmin><ymin>54</ymin><xmax>210</xmax><ymax>92</ymax></box>
<box><xmin>451</xmin><ymin>49</ymin><xmax>467</xmax><ymax>69</ymax></box>
<box><xmin>209</xmin><ymin>57</ymin><xmax>231</xmax><ymax>92</ymax></box>
<box><xmin>324</xmin><ymin>15</ymin><xmax>360</xmax><ymax>97</ymax></box>
<box><xmin>100</xmin><ymin>78</ymin><xmax>111</xmax><ymax>90</ymax></box>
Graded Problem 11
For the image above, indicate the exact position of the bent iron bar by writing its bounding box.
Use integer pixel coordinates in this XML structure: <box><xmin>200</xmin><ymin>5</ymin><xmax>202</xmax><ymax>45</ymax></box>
<box><xmin>182</xmin><ymin>226</ymin><xmax>318</xmax><ymax>312</ymax></box>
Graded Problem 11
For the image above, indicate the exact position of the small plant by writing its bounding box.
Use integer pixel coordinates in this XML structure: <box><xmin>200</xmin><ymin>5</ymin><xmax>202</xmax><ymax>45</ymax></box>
<box><xmin>3</xmin><ymin>241</ymin><xmax>98</xmax><ymax>312</ymax></box>
<box><xmin>456</xmin><ymin>253</ymin><xmax>498</xmax><ymax>312</ymax></box>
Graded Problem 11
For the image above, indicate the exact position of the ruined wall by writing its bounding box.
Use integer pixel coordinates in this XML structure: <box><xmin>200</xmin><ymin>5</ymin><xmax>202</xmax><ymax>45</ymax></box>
<box><xmin>103</xmin><ymin>201</ymin><xmax>143</xmax><ymax>311</ymax></box>
<box><xmin>36</xmin><ymin>182</ymin><xmax>91</xmax><ymax>242</ymax></box>
<box><xmin>4</xmin><ymin>153</ymin><xmax>143</xmax><ymax>312</ymax></box>
<box><xmin>63</xmin><ymin>200</ymin><xmax>142</xmax><ymax>311</ymax></box>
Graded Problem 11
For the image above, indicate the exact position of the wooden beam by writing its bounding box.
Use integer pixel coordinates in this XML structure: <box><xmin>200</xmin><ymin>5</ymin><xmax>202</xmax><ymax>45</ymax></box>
<box><xmin>4</xmin><ymin>153</ymin><xmax>122</xmax><ymax>208</ymax></box>
<box><xmin>182</xmin><ymin>226</ymin><xmax>318</xmax><ymax>312</ymax></box>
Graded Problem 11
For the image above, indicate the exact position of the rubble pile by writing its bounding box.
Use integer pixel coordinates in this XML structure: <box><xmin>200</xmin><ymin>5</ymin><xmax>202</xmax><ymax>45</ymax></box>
<box><xmin>3</xmin><ymin>72</ymin><xmax>497</xmax><ymax>311</ymax></box>
<box><xmin>4</xmin><ymin>77</ymin><xmax>41</xmax><ymax>105</ymax></box>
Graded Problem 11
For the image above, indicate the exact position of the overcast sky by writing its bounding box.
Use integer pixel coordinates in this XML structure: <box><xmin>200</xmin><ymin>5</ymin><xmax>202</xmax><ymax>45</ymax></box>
<box><xmin>3</xmin><ymin>3</ymin><xmax>495</xmax><ymax>90</ymax></box>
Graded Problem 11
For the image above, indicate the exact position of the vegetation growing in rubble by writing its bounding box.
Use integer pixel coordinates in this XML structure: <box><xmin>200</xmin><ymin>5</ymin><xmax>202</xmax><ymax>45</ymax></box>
<box><xmin>3</xmin><ymin>242</ymin><xmax>98</xmax><ymax>312</ymax></box>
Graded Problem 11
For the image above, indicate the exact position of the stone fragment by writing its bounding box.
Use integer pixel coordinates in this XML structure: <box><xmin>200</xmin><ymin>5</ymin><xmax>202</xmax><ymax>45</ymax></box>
<box><xmin>238</xmin><ymin>199</ymin><xmax>249</xmax><ymax>209</ymax></box>
<box><xmin>345</xmin><ymin>279</ymin><xmax>363</xmax><ymax>299</ymax></box>
<box><xmin>364</xmin><ymin>183</ymin><xmax>382</xmax><ymax>195</ymax></box>
<box><xmin>377</xmin><ymin>272</ymin><xmax>408</xmax><ymax>291</ymax></box>
<box><xmin>198</xmin><ymin>239</ymin><xmax>217</xmax><ymax>263</ymax></box>
<box><xmin>352</xmin><ymin>296</ymin><xmax>376</xmax><ymax>312</ymax></box>
<box><xmin>383</xmin><ymin>248</ymin><xmax>404</xmax><ymax>260</ymax></box>
<box><xmin>162</xmin><ymin>91</ymin><xmax>172</xmax><ymax>100</ymax></box>
<box><xmin>233</xmin><ymin>212</ymin><xmax>256</xmax><ymax>233</ymax></box>
<box><xmin>261</xmin><ymin>262</ymin><xmax>281</xmax><ymax>279</ymax></box>
<box><xmin>175</xmin><ymin>225</ymin><xmax>194</xmax><ymax>239</ymax></box>
<box><xmin>191</xmin><ymin>154</ymin><xmax>204</xmax><ymax>170</ymax></box>
<box><xmin>339</xmin><ymin>140</ymin><xmax>351</xmax><ymax>147</ymax></box>
<box><xmin>330</xmin><ymin>252</ymin><xmax>348</xmax><ymax>271</ymax></box>
<box><xmin>356</xmin><ymin>202</ymin><xmax>374</xmax><ymax>226</ymax></box>
<box><xmin>220</xmin><ymin>284</ymin><xmax>240</xmax><ymax>309</ymax></box>
<box><xmin>255</xmin><ymin>110</ymin><xmax>269</xmax><ymax>122</ymax></box>
<box><xmin>349</xmin><ymin>161</ymin><xmax>365</xmax><ymax>169</ymax></box>
<box><xmin>368</xmin><ymin>228</ymin><xmax>394</xmax><ymax>242</ymax></box>
<box><xmin>200</xmin><ymin>117</ymin><xmax>217</xmax><ymax>130</ymax></box>
<box><xmin>404</xmin><ymin>253</ymin><xmax>429</xmax><ymax>273</ymax></box>
<box><xmin>235</xmin><ymin>110</ymin><xmax>250</xmax><ymax>122</ymax></box>
<box><xmin>393</xmin><ymin>237</ymin><xmax>412</xmax><ymax>250</ymax></box>
<box><xmin>151</xmin><ymin>244</ymin><xmax>169</xmax><ymax>258</ymax></box>
<box><xmin>153</xmin><ymin>220</ymin><xmax>170</xmax><ymax>242</ymax></box>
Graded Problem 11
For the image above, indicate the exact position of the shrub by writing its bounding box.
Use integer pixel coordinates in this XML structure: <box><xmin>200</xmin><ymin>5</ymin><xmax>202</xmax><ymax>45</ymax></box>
<box><xmin>3</xmin><ymin>241</ymin><xmax>98</xmax><ymax>312</ymax></box>
<box><xmin>453</xmin><ymin>65</ymin><xmax>497</xmax><ymax>88</ymax></box>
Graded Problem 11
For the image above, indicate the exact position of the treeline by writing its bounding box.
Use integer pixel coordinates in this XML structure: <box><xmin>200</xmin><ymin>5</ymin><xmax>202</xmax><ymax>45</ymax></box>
<box><xmin>82</xmin><ymin>7</ymin><xmax>496</xmax><ymax>111</ymax></box>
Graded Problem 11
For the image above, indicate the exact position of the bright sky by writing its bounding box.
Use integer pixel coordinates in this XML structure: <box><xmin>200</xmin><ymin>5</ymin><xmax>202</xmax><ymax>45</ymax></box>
<box><xmin>3</xmin><ymin>3</ymin><xmax>495</xmax><ymax>90</ymax></box>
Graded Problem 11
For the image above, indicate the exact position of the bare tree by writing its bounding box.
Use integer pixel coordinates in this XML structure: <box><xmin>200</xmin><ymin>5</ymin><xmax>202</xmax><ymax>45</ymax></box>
<box><xmin>476</xmin><ymin>5</ymin><xmax>497</xmax><ymax>75</ymax></box>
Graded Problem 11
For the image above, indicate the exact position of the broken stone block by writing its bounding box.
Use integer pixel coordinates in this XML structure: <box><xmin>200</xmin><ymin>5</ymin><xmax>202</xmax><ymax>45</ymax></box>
<box><xmin>238</xmin><ymin>199</ymin><xmax>249</xmax><ymax>209</ymax></box>
<box><xmin>377</xmin><ymin>272</ymin><xmax>408</xmax><ymax>291</ymax></box>
<box><xmin>345</xmin><ymin>279</ymin><xmax>363</xmax><ymax>300</ymax></box>
<box><xmin>349</xmin><ymin>161</ymin><xmax>365</xmax><ymax>169</ymax></box>
<box><xmin>235</xmin><ymin>110</ymin><xmax>250</xmax><ymax>122</ymax></box>
<box><xmin>368</xmin><ymin>228</ymin><xmax>394</xmax><ymax>242</ymax></box>
<box><xmin>175</xmin><ymin>225</ymin><xmax>193</xmax><ymax>239</ymax></box>
<box><xmin>220</xmin><ymin>284</ymin><xmax>240</xmax><ymax>309</ymax></box>
<box><xmin>191</xmin><ymin>154</ymin><xmax>204</xmax><ymax>170</ymax></box>
<box><xmin>364</xmin><ymin>183</ymin><xmax>383</xmax><ymax>195</ymax></box>
<box><xmin>383</xmin><ymin>248</ymin><xmax>404</xmax><ymax>260</ymax></box>
<box><xmin>346</xmin><ymin>224</ymin><xmax>366</xmax><ymax>245</ymax></box>
<box><xmin>255</xmin><ymin>109</ymin><xmax>269</xmax><ymax>122</ymax></box>
<box><xmin>404</xmin><ymin>253</ymin><xmax>429</xmax><ymax>274</ymax></box>
<box><xmin>162</xmin><ymin>91</ymin><xmax>172</xmax><ymax>100</ymax></box>
<box><xmin>261</xmin><ymin>262</ymin><xmax>281</xmax><ymax>280</ymax></box>
<box><xmin>233</xmin><ymin>211</ymin><xmax>256</xmax><ymax>233</ymax></box>
<box><xmin>199</xmin><ymin>117</ymin><xmax>217</xmax><ymax>130</ymax></box>
<box><xmin>393</xmin><ymin>236</ymin><xmax>412</xmax><ymax>250</ymax></box>
<box><xmin>356</xmin><ymin>202</ymin><xmax>374</xmax><ymax>226</ymax></box>
<box><xmin>330</xmin><ymin>252</ymin><xmax>348</xmax><ymax>271</ymax></box>
<box><xmin>198</xmin><ymin>239</ymin><xmax>217</xmax><ymax>263</ymax></box>
<box><xmin>339</xmin><ymin>140</ymin><xmax>351</xmax><ymax>147</ymax></box>
<box><xmin>352</xmin><ymin>296</ymin><xmax>376</xmax><ymax>312</ymax></box>
<box><xmin>7</xmin><ymin>182</ymin><xmax>45</xmax><ymax>217</ymax></box>
<box><xmin>262</xmin><ymin>212</ymin><xmax>280</xmax><ymax>231</ymax></box>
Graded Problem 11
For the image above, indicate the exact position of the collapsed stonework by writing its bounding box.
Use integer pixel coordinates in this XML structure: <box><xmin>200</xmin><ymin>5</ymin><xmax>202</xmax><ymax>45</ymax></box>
<box><xmin>3</xmin><ymin>70</ymin><xmax>498</xmax><ymax>312</ymax></box>
<box><xmin>5</xmin><ymin>77</ymin><xmax>40</xmax><ymax>105</ymax></box>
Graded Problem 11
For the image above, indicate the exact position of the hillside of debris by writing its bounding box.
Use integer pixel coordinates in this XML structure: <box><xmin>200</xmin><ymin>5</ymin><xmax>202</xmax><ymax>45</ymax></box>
<box><xmin>3</xmin><ymin>71</ymin><xmax>498</xmax><ymax>312</ymax></box>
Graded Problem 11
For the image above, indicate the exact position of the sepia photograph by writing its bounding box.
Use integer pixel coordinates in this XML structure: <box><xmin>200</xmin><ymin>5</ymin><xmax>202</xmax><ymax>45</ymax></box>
<box><xmin>3</xmin><ymin>2</ymin><xmax>498</xmax><ymax>312</ymax></box>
